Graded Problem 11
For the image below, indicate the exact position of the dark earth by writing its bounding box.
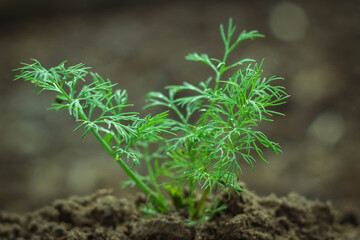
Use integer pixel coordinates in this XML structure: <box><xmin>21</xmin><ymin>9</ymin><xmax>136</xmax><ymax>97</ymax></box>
<box><xmin>1</xmin><ymin>187</ymin><xmax>359</xmax><ymax>239</ymax></box>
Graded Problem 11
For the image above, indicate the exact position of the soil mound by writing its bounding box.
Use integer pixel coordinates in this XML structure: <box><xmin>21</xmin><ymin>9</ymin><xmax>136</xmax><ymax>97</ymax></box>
<box><xmin>0</xmin><ymin>188</ymin><xmax>358</xmax><ymax>240</ymax></box>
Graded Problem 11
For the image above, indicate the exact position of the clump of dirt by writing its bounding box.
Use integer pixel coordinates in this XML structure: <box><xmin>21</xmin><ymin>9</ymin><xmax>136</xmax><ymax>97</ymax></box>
<box><xmin>0</xmin><ymin>188</ymin><xmax>358</xmax><ymax>240</ymax></box>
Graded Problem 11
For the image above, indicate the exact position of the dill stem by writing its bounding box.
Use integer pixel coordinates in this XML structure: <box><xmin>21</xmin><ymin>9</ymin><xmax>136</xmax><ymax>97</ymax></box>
<box><xmin>143</xmin><ymin>144</ymin><xmax>166</xmax><ymax>203</ymax></box>
<box><xmin>171</xmin><ymin>102</ymin><xmax>187</xmax><ymax>125</ymax></box>
<box><xmin>55</xmin><ymin>82</ymin><xmax>169</xmax><ymax>212</ymax></box>
<box><xmin>188</xmin><ymin>181</ymin><xmax>195</xmax><ymax>214</ymax></box>
<box><xmin>192</xmin><ymin>186</ymin><xmax>210</xmax><ymax>219</ymax></box>
<box><xmin>89</xmin><ymin>119</ymin><xmax>168</xmax><ymax>212</ymax></box>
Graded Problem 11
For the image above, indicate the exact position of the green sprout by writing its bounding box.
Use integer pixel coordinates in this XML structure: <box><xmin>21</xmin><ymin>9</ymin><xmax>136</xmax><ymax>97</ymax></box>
<box><xmin>14</xmin><ymin>19</ymin><xmax>289</xmax><ymax>221</ymax></box>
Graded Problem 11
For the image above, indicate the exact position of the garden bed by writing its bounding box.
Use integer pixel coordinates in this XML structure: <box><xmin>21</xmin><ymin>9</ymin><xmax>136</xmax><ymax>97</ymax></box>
<box><xmin>1</xmin><ymin>186</ymin><xmax>358</xmax><ymax>240</ymax></box>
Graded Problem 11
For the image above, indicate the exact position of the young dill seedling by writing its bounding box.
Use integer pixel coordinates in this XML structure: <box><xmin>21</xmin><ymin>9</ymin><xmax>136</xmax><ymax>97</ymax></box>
<box><xmin>14</xmin><ymin>19</ymin><xmax>288</xmax><ymax>221</ymax></box>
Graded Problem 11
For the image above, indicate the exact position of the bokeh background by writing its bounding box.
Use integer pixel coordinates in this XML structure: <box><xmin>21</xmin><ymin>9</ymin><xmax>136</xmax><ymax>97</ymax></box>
<box><xmin>0</xmin><ymin>0</ymin><xmax>359</xmax><ymax>213</ymax></box>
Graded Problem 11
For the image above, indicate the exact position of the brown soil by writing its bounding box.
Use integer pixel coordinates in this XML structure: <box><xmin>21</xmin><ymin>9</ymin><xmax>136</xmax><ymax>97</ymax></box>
<box><xmin>0</xmin><ymin>188</ymin><xmax>359</xmax><ymax>240</ymax></box>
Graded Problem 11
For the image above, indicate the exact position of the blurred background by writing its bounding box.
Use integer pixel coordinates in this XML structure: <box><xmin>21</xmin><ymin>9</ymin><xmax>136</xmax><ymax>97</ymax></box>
<box><xmin>0</xmin><ymin>0</ymin><xmax>359</xmax><ymax>213</ymax></box>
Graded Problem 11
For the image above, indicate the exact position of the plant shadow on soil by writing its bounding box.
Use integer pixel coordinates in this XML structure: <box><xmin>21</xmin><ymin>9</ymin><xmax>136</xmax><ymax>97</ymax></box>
<box><xmin>0</xmin><ymin>185</ymin><xmax>359</xmax><ymax>240</ymax></box>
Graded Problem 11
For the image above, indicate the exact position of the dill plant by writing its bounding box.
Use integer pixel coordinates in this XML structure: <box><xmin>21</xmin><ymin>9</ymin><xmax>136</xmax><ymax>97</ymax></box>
<box><xmin>14</xmin><ymin>19</ymin><xmax>288</xmax><ymax>220</ymax></box>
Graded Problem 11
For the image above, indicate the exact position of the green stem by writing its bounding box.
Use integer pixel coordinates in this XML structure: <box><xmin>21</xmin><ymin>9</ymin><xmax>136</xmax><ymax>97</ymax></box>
<box><xmin>55</xmin><ymin>82</ymin><xmax>168</xmax><ymax>212</ymax></box>
<box><xmin>188</xmin><ymin>181</ymin><xmax>195</xmax><ymax>214</ymax></box>
<box><xmin>214</xmin><ymin>36</ymin><xmax>230</xmax><ymax>91</ymax></box>
<box><xmin>171</xmin><ymin>102</ymin><xmax>187</xmax><ymax>125</ymax></box>
<box><xmin>90</xmin><ymin>118</ymin><xmax>168</xmax><ymax>212</ymax></box>
<box><xmin>204</xmin><ymin>45</ymin><xmax>229</xmax><ymax>125</ymax></box>
<box><xmin>144</xmin><ymin>144</ymin><xmax>166</xmax><ymax>203</ymax></box>
<box><xmin>192</xmin><ymin>187</ymin><xmax>210</xmax><ymax>219</ymax></box>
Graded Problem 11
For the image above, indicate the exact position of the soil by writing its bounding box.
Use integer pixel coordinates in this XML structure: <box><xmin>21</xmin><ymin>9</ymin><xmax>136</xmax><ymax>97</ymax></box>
<box><xmin>1</xmin><ymin>187</ymin><xmax>359</xmax><ymax>240</ymax></box>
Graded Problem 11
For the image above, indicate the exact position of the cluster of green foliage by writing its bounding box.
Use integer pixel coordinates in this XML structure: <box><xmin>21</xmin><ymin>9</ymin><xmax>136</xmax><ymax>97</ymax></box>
<box><xmin>15</xmin><ymin>19</ymin><xmax>288</xmax><ymax>221</ymax></box>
